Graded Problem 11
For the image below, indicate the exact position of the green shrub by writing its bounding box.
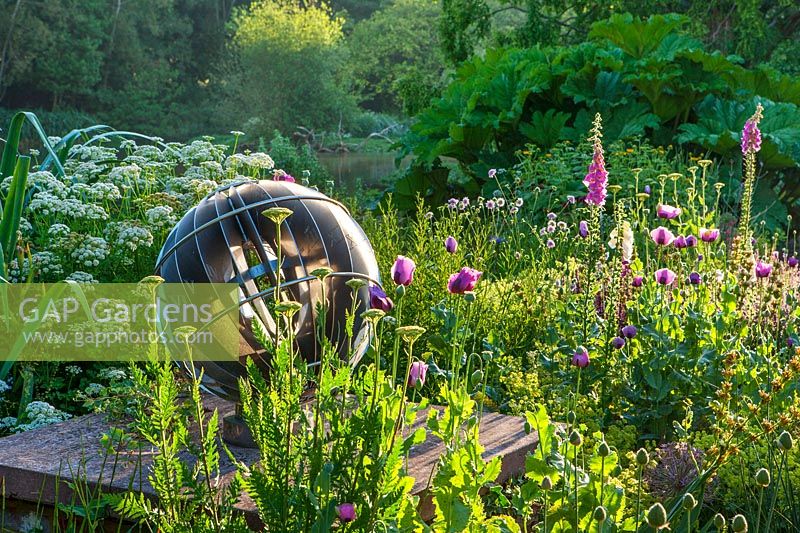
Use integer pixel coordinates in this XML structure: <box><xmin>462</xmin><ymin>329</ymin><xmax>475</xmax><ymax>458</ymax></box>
<box><xmin>393</xmin><ymin>13</ymin><xmax>800</xmax><ymax>212</ymax></box>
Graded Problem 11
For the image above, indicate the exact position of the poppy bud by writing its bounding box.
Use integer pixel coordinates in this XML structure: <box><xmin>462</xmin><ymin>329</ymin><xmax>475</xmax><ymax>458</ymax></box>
<box><xmin>569</xmin><ymin>430</ymin><xmax>582</xmax><ymax>447</ymax></box>
<box><xmin>541</xmin><ymin>476</ymin><xmax>553</xmax><ymax>491</ymax></box>
<box><xmin>778</xmin><ymin>430</ymin><xmax>794</xmax><ymax>451</ymax></box>
<box><xmin>755</xmin><ymin>467</ymin><xmax>771</xmax><ymax>488</ymax></box>
<box><xmin>593</xmin><ymin>506</ymin><xmax>607</xmax><ymax>523</ymax></box>
<box><xmin>598</xmin><ymin>441</ymin><xmax>611</xmax><ymax>457</ymax></box>
<box><xmin>682</xmin><ymin>493</ymin><xmax>697</xmax><ymax>510</ymax></box>
<box><xmin>713</xmin><ymin>513</ymin><xmax>726</xmax><ymax>529</ymax></box>
<box><xmin>731</xmin><ymin>514</ymin><xmax>748</xmax><ymax>532</ymax></box>
<box><xmin>636</xmin><ymin>448</ymin><xmax>649</xmax><ymax>466</ymax></box>
<box><xmin>646</xmin><ymin>503</ymin><xmax>668</xmax><ymax>529</ymax></box>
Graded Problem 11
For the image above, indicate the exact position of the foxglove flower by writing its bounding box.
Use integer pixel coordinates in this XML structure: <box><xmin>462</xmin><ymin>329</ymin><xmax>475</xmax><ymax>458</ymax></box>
<box><xmin>621</xmin><ymin>325</ymin><xmax>637</xmax><ymax>338</ymax></box>
<box><xmin>755</xmin><ymin>260</ymin><xmax>772</xmax><ymax>278</ymax></box>
<box><xmin>336</xmin><ymin>503</ymin><xmax>356</xmax><ymax>523</ymax></box>
<box><xmin>444</xmin><ymin>236</ymin><xmax>458</xmax><ymax>254</ymax></box>
<box><xmin>609</xmin><ymin>221</ymin><xmax>634</xmax><ymax>262</ymax></box>
<box><xmin>582</xmin><ymin>114</ymin><xmax>608</xmax><ymax>206</ymax></box>
<box><xmin>447</xmin><ymin>267</ymin><xmax>482</xmax><ymax>294</ymax></box>
<box><xmin>572</xmin><ymin>346</ymin><xmax>590</xmax><ymax>368</ymax></box>
<box><xmin>689</xmin><ymin>272</ymin><xmax>702</xmax><ymax>285</ymax></box>
<box><xmin>408</xmin><ymin>361</ymin><xmax>428</xmax><ymax>388</ymax></box>
<box><xmin>391</xmin><ymin>256</ymin><xmax>415</xmax><ymax>286</ymax></box>
<box><xmin>650</xmin><ymin>226</ymin><xmax>675</xmax><ymax>246</ymax></box>
<box><xmin>699</xmin><ymin>228</ymin><xmax>720</xmax><ymax>242</ymax></box>
<box><xmin>657</xmin><ymin>204</ymin><xmax>681</xmax><ymax>219</ymax></box>
<box><xmin>655</xmin><ymin>268</ymin><xmax>677</xmax><ymax>286</ymax></box>
<box><xmin>579</xmin><ymin>220</ymin><xmax>589</xmax><ymax>238</ymax></box>
<box><xmin>742</xmin><ymin>112</ymin><xmax>763</xmax><ymax>154</ymax></box>
<box><xmin>369</xmin><ymin>286</ymin><xmax>394</xmax><ymax>312</ymax></box>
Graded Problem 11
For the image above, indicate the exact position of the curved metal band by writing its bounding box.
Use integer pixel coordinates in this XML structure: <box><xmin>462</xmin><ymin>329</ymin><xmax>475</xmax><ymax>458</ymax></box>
<box><xmin>153</xmin><ymin>194</ymin><xmax>352</xmax><ymax>273</ymax></box>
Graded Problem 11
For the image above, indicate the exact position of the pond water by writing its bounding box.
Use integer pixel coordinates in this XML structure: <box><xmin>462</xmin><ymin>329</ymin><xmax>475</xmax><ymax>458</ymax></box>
<box><xmin>317</xmin><ymin>152</ymin><xmax>411</xmax><ymax>192</ymax></box>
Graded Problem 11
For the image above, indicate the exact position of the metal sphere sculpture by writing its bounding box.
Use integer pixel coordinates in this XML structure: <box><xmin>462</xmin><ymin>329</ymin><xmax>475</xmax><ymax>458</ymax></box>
<box><xmin>155</xmin><ymin>180</ymin><xmax>380</xmax><ymax>402</ymax></box>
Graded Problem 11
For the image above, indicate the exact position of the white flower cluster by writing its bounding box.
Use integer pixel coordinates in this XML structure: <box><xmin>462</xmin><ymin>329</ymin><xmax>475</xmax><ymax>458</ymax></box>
<box><xmin>70</xmin><ymin>236</ymin><xmax>109</xmax><ymax>268</ymax></box>
<box><xmin>0</xmin><ymin>379</ymin><xmax>10</xmax><ymax>393</ymax></box>
<box><xmin>27</xmin><ymin>171</ymin><xmax>69</xmax><ymax>197</ymax></box>
<box><xmin>180</xmin><ymin>140</ymin><xmax>225</xmax><ymax>164</ymax></box>
<box><xmin>65</xmin><ymin>271</ymin><xmax>98</xmax><ymax>283</ymax></box>
<box><xmin>145</xmin><ymin>205</ymin><xmax>177</xmax><ymax>231</ymax></box>
<box><xmin>70</xmin><ymin>181</ymin><xmax>122</xmax><ymax>202</ymax></box>
<box><xmin>111</xmin><ymin>223</ymin><xmax>154</xmax><ymax>252</ymax></box>
<box><xmin>12</xmin><ymin>401</ymin><xmax>71</xmax><ymax>432</ymax></box>
<box><xmin>29</xmin><ymin>192</ymin><xmax>109</xmax><ymax>221</ymax></box>
<box><xmin>70</xmin><ymin>161</ymin><xmax>106</xmax><ymax>182</ymax></box>
<box><xmin>132</xmin><ymin>144</ymin><xmax>163</xmax><ymax>161</ymax></box>
<box><xmin>84</xmin><ymin>383</ymin><xmax>104</xmax><ymax>396</ymax></box>
<box><xmin>107</xmin><ymin>164</ymin><xmax>143</xmax><ymax>188</ymax></box>
<box><xmin>48</xmin><ymin>223</ymin><xmax>72</xmax><ymax>239</ymax></box>
<box><xmin>18</xmin><ymin>217</ymin><xmax>32</xmax><ymax>236</ymax></box>
<box><xmin>7</xmin><ymin>257</ymin><xmax>32</xmax><ymax>282</ymax></box>
<box><xmin>69</xmin><ymin>144</ymin><xmax>117</xmax><ymax>162</ymax></box>
<box><xmin>224</xmin><ymin>152</ymin><xmax>275</xmax><ymax>171</ymax></box>
<box><xmin>32</xmin><ymin>251</ymin><xmax>63</xmax><ymax>278</ymax></box>
<box><xmin>99</xmin><ymin>367</ymin><xmax>127</xmax><ymax>381</ymax></box>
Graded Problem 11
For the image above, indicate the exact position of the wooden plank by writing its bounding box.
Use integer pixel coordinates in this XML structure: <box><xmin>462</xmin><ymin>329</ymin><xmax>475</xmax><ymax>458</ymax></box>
<box><xmin>0</xmin><ymin>396</ymin><xmax>538</xmax><ymax>526</ymax></box>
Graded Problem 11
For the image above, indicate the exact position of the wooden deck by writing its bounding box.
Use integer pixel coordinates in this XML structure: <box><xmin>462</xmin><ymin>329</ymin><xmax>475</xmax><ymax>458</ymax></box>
<box><xmin>0</xmin><ymin>395</ymin><xmax>538</xmax><ymax>528</ymax></box>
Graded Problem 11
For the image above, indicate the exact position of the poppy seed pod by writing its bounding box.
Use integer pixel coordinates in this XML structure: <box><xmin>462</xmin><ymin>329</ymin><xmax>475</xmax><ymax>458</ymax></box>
<box><xmin>646</xmin><ymin>503</ymin><xmax>668</xmax><ymax>529</ymax></box>
<box><xmin>731</xmin><ymin>514</ymin><xmax>748</xmax><ymax>532</ymax></box>
<box><xmin>593</xmin><ymin>506</ymin><xmax>607</xmax><ymax>523</ymax></box>
<box><xmin>598</xmin><ymin>441</ymin><xmax>611</xmax><ymax>457</ymax></box>
<box><xmin>778</xmin><ymin>430</ymin><xmax>794</xmax><ymax>451</ymax></box>
<box><xmin>682</xmin><ymin>493</ymin><xmax>697</xmax><ymax>510</ymax></box>
<box><xmin>635</xmin><ymin>448</ymin><xmax>649</xmax><ymax>466</ymax></box>
<box><xmin>755</xmin><ymin>467</ymin><xmax>771</xmax><ymax>488</ymax></box>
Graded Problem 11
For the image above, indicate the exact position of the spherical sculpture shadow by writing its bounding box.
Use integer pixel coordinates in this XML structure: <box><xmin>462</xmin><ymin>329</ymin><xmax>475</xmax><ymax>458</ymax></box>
<box><xmin>155</xmin><ymin>180</ymin><xmax>380</xmax><ymax>403</ymax></box>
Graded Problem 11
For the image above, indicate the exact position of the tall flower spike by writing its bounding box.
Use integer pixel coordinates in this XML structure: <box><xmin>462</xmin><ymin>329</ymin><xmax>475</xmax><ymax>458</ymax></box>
<box><xmin>735</xmin><ymin>103</ymin><xmax>765</xmax><ymax>263</ymax></box>
<box><xmin>582</xmin><ymin>113</ymin><xmax>608</xmax><ymax>207</ymax></box>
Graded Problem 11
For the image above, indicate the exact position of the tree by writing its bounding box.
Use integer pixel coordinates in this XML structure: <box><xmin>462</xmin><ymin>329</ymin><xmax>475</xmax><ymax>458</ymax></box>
<box><xmin>347</xmin><ymin>0</ymin><xmax>444</xmax><ymax>114</ymax></box>
<box><xmin>227</xmin><ymin>0</ymin><xmax>357</xmax><ymax>136</ymax></box>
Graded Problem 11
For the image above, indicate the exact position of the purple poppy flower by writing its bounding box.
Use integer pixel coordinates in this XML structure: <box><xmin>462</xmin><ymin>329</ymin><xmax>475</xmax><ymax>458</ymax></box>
<box><xmin>650</xmin><ymin>226</ymin><xmax>675</xmax><ymax>246</ymax></box>
<box><xmin>488</xmin><ymin>168</ymin><xmax>497</xmax><ymax>178</ymax></box>
<box><xmin>490</xmin><ymin>236</ymin><xmax>505</xmax><ymax>245</ymax></box>
<box><xmin>572</xmin><ymin>346</ymin><xmax>590</xmax><ymax>368</ymax></box>
<box><xmin>567</xmin><ymin>195</ymin><xmax>576</xmax><ymax>204</ymax></box>
<box><xmin>547</xmin><ymin>212</ymin><xmax>557</xmax><ymax>220</ymax></box>
<box><xmin>336</xmin><ymin>503</ymin><xmax>356</xmax><ymax>523</ymax></box>
<box><xmin>788</xmin><ymin>337</ymin><xmax>796</xmax><ymax>348</ymax></box>
<box><xmin>485</xmin><ymin>200</ymin><xmax>496</xmax><ymax>210</ymax></box>
<box><xmin>611</xmin><ymin>336</ymin><xmax>626</xmax><ymax>349</ymax></box>
<box><xmin>788</xmin><ymin>256</ymin><xmax>798</xmax><ymax>268</ymax></box>
<box><xmin>632</xmin><ymin>276</ymin><xmax>643</xmax><ymax>287</ymax></box>
<box><xmin>579</xmin><ymin>220</ymin><xmax>589</xmax><ymax>238</ymax></box>
<box><xmin>755</xmin><ymin>260</ymin><xmax>772</xmax><ymax>278</ymax></box>
<box><xmin>644</xmin><ymin>185</ymin><xmax>652</xmax><ymax>195</ymax></box>
<box><xmin>689</xmin><ymin>272</ymin><xmax>702</xmax><ymax>285</ymax></box>
<box><xmin>699</xmin><ymin>228</ymin><xmax>720</xmax><ymax>243</ymax></box>
<box><xmin>391</xmin><ymin>256</ymin><xmax>415</xmax><ymax>286</ymax></box>
<box><xmin>444</xmin><ymin>236</ymin><xmax>458</xmax><ymax>254</ymax></box>
<box><xmin>447</xmin><ymin>267</ymin><xmax>482</xmax><ymax>294</ymax></box>
<box><xmin>685</xmin><ymin>235</ymin><xmax>698</xmax><ymax>247</ymax></box>
<box><xmin>655</xmin><ymin>268</ymin><xmax>677</xmax><ymax>286</ymax></box>
<box><xmin>546</xmin><ymin>239</ymin><xmax>555</xmax><ymax>249</ymax></box>
<box><xmin>621</xmin><ymin>325</ymin><xmax>637</xmax><ymax>338</ymax></box>
<box><xmin>369</xmin><ymin>286</ymin><xmax>394</xmax><ymax>312</ymax></box>
<box><xmin>674</xmin><ymin>235</ymin><xmax>688</xmax><ymax>249</ymax></box>
<box><xmin>274</xmin><ymin>173</ymin><xmax>295</xmax><ymax>182</ymax></box>
<box><xmin>408</xmin><ymin>361</ymin><xmax>428</xmax><ymax>388</ymax></box>
<box><xmin>657</xmin><ymin>204</ymin><xmax>682</xmax><ymax>219</ymax></box>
